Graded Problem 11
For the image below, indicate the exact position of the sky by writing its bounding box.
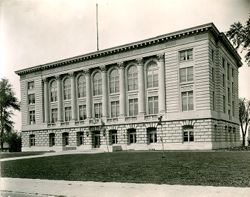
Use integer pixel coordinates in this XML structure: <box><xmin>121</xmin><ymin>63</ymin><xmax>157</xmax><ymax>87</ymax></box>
<box><xmin>0</xmin><ymin>0</ymin><xmax>249</xmax><ymax>131</ymax></box>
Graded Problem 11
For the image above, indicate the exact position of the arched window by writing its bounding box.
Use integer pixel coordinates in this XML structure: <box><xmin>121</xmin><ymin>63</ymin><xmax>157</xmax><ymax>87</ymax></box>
<box><xmin>63</xmin><ymin>78</ymin><xmax>71</xmax><ymax>100</ymax></box>
<box><xmin>77</xmin><ymin>75</ymin><xmax>86</xmax><ymax>98</ymax></box>
<box><xmin>50</xmin><ymin>80</ymin><xmax>57</xmax><ymax>102</ymax></box>
<box><xmin>93</xmin><ymin>72</ymin><xmax>102</xmax><ymax>96</ymax></box>
<box><xmin>128</xmin><ymin>65</ymin><xmax>138</xmax><ymax>91</ymax></box>
<box><xmin>147</xmin><ymin>61</ymin><xmax>158</xmax><ymax>88</ymax></box>
<box><xmin>109</xmin><ymin>69</ymin><xmax>119</xmax><ymax>93</ymax></box>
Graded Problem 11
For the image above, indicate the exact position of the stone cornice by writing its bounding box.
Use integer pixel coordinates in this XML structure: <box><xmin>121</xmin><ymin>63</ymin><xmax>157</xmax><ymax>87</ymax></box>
<box><xmin>15</xmin><ymin>23</ymin><xmax>242</xmax><ymax>76</ymax></box>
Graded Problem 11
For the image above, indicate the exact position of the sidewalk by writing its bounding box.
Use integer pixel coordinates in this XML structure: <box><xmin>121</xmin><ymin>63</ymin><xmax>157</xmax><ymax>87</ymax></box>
<box><xmin>0</xmin><ymin>178</ymin><xmax>250</xmax><ymax>197</ymax></box>
<box><xmin>0</xmin><ymin>150</ymin><xmax>104</xmax><ymax>162</ymax></box>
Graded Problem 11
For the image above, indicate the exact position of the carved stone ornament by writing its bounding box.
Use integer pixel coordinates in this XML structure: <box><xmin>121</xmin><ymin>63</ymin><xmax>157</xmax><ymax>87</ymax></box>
<box><xmin>136</xmin><ymin>57</ymin><xmax>144</xmax><ymax>65</ymax></box>
<box><xmin>157</xmin><ymin>53</ymin><xmax>165</xmax><ymax>61</ymax></box>
<box><xmin>100</xmin><ymin>65</ymin><xmax>106</xmax><ymax>72</ymax></box>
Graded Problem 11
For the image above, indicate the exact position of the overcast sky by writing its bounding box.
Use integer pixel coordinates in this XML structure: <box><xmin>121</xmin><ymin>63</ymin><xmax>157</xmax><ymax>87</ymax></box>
<box><xmin>0</xmin><ymin>0</ymin><xmax>249</xmax><ymax>131</ymax></box>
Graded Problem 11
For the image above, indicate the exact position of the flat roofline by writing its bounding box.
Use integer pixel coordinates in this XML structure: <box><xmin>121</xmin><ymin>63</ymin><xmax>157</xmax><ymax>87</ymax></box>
<box><xmin>15</xmin><ymin>23</ymin><xmax>242</xmax><ymax>75</ymax></box>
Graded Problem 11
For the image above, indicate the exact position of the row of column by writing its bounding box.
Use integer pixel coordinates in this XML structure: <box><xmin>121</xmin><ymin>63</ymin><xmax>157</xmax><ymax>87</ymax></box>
<box><xmin>43</xmin><ymin>54</ymin><xmax>166</xmax><ymax>123</ymax></box>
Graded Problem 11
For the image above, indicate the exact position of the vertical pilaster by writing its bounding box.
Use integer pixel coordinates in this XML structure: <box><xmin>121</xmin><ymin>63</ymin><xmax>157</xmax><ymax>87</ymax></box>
<box><xmin>56</xmin><ymin>75</ymin><xmax>62</xmax><ymax>122</ymax></box>
<box><xmin>101</xmin><ymin>65</ymin><xmax>108</xmax><ymax>118</ymax></box>
<box><xmin>70</xmin><ymin>72</ymin><xmax>76</xmax><ymax>121</ymax></box>
<box><xmin>85</xmin><ymin>69</ymin><xmax>92</xmax><ymax>119</ymax></box>
<box><xmin>157</xmin><ymin>53</ymin><xmax>166</xmax><ymax>114</ymax></box>
<box><xmin>118</xmin><ymin>62</ymin><xmax>125</xmax><ymax>117</ymax></box>
<box><xmin>137</xmin><ymin>58</ymin><xmax>145</xmax><ymax>116</ymax></box>
<box><xmin>43</xmin><ymin>78</ymin><xmax>49</xmax><ymax>123</ymax></box>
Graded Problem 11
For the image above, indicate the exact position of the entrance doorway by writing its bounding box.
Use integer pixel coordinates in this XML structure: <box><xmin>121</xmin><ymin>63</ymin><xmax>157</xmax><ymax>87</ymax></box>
<box><xmin>93</xmin><ymin>131</ymin><xmax>101</xmax><ymax>148</ymax></box>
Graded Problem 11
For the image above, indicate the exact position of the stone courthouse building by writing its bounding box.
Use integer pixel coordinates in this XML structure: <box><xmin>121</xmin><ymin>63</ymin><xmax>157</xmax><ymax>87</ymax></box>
<box><xmin>16</xmin><ymin>23</ymin><xmax>242</xmax><ymax>152</ymax></box>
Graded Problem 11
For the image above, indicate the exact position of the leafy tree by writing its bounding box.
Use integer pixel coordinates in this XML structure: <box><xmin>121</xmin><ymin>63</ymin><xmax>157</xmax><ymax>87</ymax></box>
<box><xmin>4</xmin><ymin>131</ymin><xmax>22</xmax><ymax>152</ymax></box>
<box><xmin>239</xmin><ymin>98</ymin><xmax>250</xmax><ymax>146</ymax></box>
<box><xmin>0</xmin><ymin>78</ymin><xmax>20</xmax><ymax>151</ymax></box>
<box><xmin>226</xmin><ymin>16</ymin><xmax>250</xmax><ymax>65</ymax></box>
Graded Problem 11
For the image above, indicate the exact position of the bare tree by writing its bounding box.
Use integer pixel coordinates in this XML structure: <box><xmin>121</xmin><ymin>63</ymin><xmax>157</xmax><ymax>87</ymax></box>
<box><xmin>239</xmin><ymin>98</ymin><xmax>250</xmax><ymax>146</ymax></box>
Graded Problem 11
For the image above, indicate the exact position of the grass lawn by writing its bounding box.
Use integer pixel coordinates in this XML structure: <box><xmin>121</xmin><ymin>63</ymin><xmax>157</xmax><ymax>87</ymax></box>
<box><xmin>1</xmin><ymin>151</ymin><xmax>250</xmax><ymax>187</ymax></box>
<box><xmin>0</xmin><ymin>151</ymin><xmax>46</xmax><ymax>159</ymax></box>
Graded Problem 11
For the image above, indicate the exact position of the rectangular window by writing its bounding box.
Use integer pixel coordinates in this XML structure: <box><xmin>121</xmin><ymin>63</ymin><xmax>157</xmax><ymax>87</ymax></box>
<box><xmin>222</xmin><ymin>58</ymin><xmax>225</xmax><ymax>69</ymax></box>
<box><xmin>77</xmin><ymin>132</ymin><xmax>84</xmax><ymax>145</ymax></box>
<box><xmin>232</xmin><ymin>82</ymin><xmax>234</xmax><ymax>94</ymax></box>
<box><xmin>232</xmin><ymin>68</ymin><xmax>234</xmax><ymax>78</ymax></box>
<box><xmin>65</xmin><ymin>107</ymin><xmax>72</xmax><ymax>122</ymax></box>
<box><xmin>228</xmin><ymin>88</ymin><xmax>231</xmax><ymax>104</ymax></box>
<box><xmin>212</xmin><ymin>67</ymin><xmax>215</xmax><ymax>82</ymax></box>
<box><xmin>181</xmin><ymin>91</ymin><xmax>194</xmax><ymax>111</ymax></box>
<box><xmin>148</xmin><ymin>128</ymin><xmax>157</xmax><ymax>143</ymax></box>
<box><xmin>211</xmin><ymin>49</ymin><xmax>215</xmax><ymax>62</ymax></box>
<box><xmin>28</xmin><ymin>94</ymin><xmax>35</xmax><ymax>105</ymax></box>
<box><xmin>232</xmin><ymin>100</ymin><xmax>235</xmax><ymax>117</ymax></box>
<box><xmin>94</xmin><ymin>103</ymin><xmax>102</xmax><ymax>118</ymax></box>
<box><xmin>148</xmin><ymin>96</ymin><xmax>158</xmax><ymax>114</ymax></box>
<box><xmin>49</xmin><ymin>133</ymin><xmax>55</xmax><ymax>147</ymax></box>
<box><xmin>180</xmin><ymin>67</ymin><xmax>193</xmax><ymax>83</ymax></box>
<box><xmin>79</xmin><ymin>105</ymin><xmax>86</xmax><ymax>120</ymax></box>
<box><xmin>28</xmin><ymin>81</ymin><xmax>34</xmax><ymax>90</ymax></box>
<box><xmin>111</xmin><ymin>130</ymin><xmax>118</xmax><ymax>144</ymax></box>
<box><xmin>111</xmin><ymin>101</ymin><xmax>119</xmax><ymax>118</ymax></box>
<box><xmin>183</xmin><ymin>126</ymin><xmax>194</xmax><ymax>142</ymax></box>
<box><xmin>222</xmin><ymin>74</ymin><xmax>225</xmax><ymax>87</ymax></box>
<box><xmin>227</xmin><ymin>63</ymin><xmax>230</xmax><ymax>80</ymax></box>
<box><xmin>179</xmin><ymin>49</ymin><xmax>193</xmax><ymax>61</ymax></box>
<box><xmin>29</xmin><ymin>110</ymin><xmax>35</xmax><ymax>124</ymax></box>
<box><xmin>129</xmin><ymin>98</ymin><xmax>138</xmax><ymax>116</ymax></box>
<box><xmin>225</xmin><ymin>126</ymin><xmax>228</xmax><ymax>142</ymax></box>
<box><xmin>29</xmin><ymin>135</ymin><xmax>35</xmax><ymax>146</ymax></box>
<box><xmin>223</xmin><ymin>95</ymin><xmax>226</xmax><ymax>113</ymax></box>
<box><xmin>51</xmin><ymin>108</ymin><xmax>58</xmax><ymax>123</ymax></box>
<box><xmin>128</xmin><ymin>129</ymin><xmax>137</xmax><ymax>144</ymax></box>
<box><xmin>212</xmin><ymin>91</ymin><xmax>215</xmax><ymax>111</ymax></box>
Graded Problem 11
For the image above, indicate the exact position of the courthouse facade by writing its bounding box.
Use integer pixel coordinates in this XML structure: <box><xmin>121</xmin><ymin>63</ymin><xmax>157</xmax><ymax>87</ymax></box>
<box><xmin>16</xmin><ymin>23</ymin><xmax>242</xmax><ymax>152</ymax></box>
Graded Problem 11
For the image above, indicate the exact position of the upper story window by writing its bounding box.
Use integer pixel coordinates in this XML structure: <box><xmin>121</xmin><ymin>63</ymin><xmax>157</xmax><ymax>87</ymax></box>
<box><xmin>129</xmin><ymin>98</ymin><xmax>138</xmax><ymax>116</ymax></box>
<box><xmin>94</xmin><ymin>103</ymin><xmax>102</xmax><ymax>118</ymax></box>
<box><xmin>29</xmin><ymin>110</ymin><xmax>36</xmax><ymax>124</ymax></box>
<box><xmin>180</xmin><ymin>67</ymin><xmax>193</xmax><ymax>83</ymax></box>
<box><xmin>78</xmin><ymin>75</ymin><xmax>86</xmax><ymax>98</ymax></box>
<box><xmin>28</xmin><ymin>81</ymin><xmax>34</xmax><ymax>90</ymax></box>
<box><xmin>63</xmin><ymin>78</ymin><xmax>71</xmax><ymax>100</ymax></box>
<box><xmin>179</xmin><ymin>49</ymin><xmax>193</xmax><ymax>61</ymax></box>
<box><xmin>148</xmin><ymin>96</ymin><xmax>158</xmax><ymax>115</ymax></box>
<box><xmin>181</xmin><ymin>91</ymin><xmax>194</xmax><ymax>111</ymax></box>
<box><xmin>227</xmin><ymin>63</ymin><xmax>230</xmax><ymax>80</ymax></box>
<box><xmin>109</xmin><ymin>69</ymin><xmax>119</xmax><ymax>93</ymax></box>
<box><xmin>50</xmin><ymin>80</ymin><xmax>57</xmax><ymax>102</ymax></box>
<box><xmin>211</xmin><ymin>49</ymin><xmax>215</xmax><ymax>62</ymax></box>
<box><xmin>64</xmin><ymin>107</ymin><xmax>71</xmax><ymax>122</ymax></box>
<box><xmin>111</xmin><ymin>101</ymin><xmax>119</xmax><ymax>118</ymax></box>
<box><xmin>232</xmin><ymin>68</ymin><xmax>234</xmax><ymax>78</ymax></box>
<box><xmin>51</xmin><ymin>108</ymin><xmax>58</xmax><ymax>123</ymax></box>
<box><xmin>28</xmin><ymin>94</ymin><xmax>35</xmax><ymax>105</ymax></box>
<box><xmin>79</xmin><ymin>105</ymin><xmax>86</xmax><ymax>120</ymax></box>
<box><xmin>93</xmin><ymin>72</ymin><xmax>102</xmax><ymax>96</ymax></box>
<box><xmin>147</xmin><ymin>62</ymin><xmax>158</xmax><ymax>88</ymax></box>
<box><xmin>222</xmin><ymin>58</ymin><xmax>225</xmax><ymax>69</ymax></box>
<box><xmin>128</xmin><ymin>65</ymin><xmax>138</xmax><ymax>91</ymax></box>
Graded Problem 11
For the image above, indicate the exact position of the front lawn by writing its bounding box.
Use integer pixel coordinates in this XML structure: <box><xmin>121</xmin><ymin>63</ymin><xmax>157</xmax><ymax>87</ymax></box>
<box><xmin>1</xmin><ymin>152</ymin><xmax>250</xmax><ymax>187</ymax></box>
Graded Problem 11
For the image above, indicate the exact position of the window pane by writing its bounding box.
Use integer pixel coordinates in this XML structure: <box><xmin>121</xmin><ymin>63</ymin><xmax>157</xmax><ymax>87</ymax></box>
<box><xmin>187</xmin><ymin>67</ymin><xmax>193</xmax><ymax>81</ymax></box>
<box><xmin>180</xmin><ymin>68</ymin><xmax>186</xmax><ymax>82</ymax></box>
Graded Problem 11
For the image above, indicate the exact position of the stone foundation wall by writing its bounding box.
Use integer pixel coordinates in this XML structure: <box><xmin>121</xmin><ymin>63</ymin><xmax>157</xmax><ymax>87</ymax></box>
<box><xmin>21</xmin><ymin>118</ymin><xmax>240</xmax><ymax>152</ymax></box>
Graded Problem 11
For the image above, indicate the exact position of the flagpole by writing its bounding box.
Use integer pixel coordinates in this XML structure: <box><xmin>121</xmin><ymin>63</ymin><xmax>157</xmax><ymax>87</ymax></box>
<box><xmin>96</xmin><ymin>3</ymin><xmax>99</xmax><ymax>51</ymax></box>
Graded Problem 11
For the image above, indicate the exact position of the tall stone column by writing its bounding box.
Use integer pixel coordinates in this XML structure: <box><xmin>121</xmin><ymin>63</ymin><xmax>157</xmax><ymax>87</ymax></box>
<box><xmin>118</xmin><ymin>62</ymin><xmax>125</xmax><ymax>117</ymax></box>
<box><xmin>56</xmin><ymin>75</ymin><xmax>62</xmax><ymax>122</ymax></box>
<box><xmin>137</xmin><ymin>58</ymin><xmax>145</xmax><ymax>116</ymax></box>
<box><xmin>43</xmin><ymin>78</ymin><xmax>49</xmax><ymax>123</ymax></box>
<box><xmin>70</xmin><ymin>72</ymin><xmax>76</xmax><ymax>121</ymax></box>
<box><xmin>85</xmin><ymin>69</ymin><xmax>92</xmax><ymax>119</ymax></box>
<box><xmin>101</xmin><ymin>66</ymin><xmax>108</xmax><ymax>118</ymax></box>
<box><xmin>157</xmin><ymin>53</ymin><xmax>166</xmax><ymax>114</ymax></box>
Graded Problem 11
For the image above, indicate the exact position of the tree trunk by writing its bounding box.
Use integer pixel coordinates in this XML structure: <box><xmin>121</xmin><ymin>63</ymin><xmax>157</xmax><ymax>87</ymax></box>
<box><xmin>242</xmin><ymin>133</ymin><xmax>246</xmax><ymax>147</ymax></box>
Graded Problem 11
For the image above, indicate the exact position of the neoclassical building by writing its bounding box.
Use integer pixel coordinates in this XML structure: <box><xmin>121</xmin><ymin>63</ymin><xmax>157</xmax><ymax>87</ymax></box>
<box><xmin>16</xmin><ymin>23</ymin><xmax>242</xmax><ymax>152</ymax></box>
